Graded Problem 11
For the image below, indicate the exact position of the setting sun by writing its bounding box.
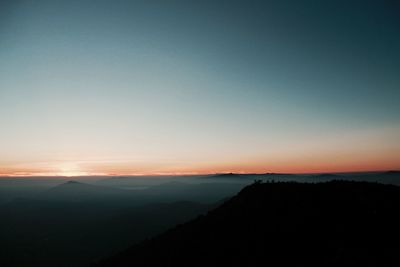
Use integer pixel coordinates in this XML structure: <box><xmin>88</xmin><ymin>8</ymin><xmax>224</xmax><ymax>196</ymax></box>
<box><xmin>56</xmin><ymin>163</ymin><xmax>87</xmax><ymax>177</ymax></box>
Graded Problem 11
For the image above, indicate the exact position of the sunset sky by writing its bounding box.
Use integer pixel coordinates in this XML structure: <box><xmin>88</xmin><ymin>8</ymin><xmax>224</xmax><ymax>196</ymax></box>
<box><xmin>0</xmin><ymin>0</ymin><xmax>399</xmax><ymax>176</ymax></box>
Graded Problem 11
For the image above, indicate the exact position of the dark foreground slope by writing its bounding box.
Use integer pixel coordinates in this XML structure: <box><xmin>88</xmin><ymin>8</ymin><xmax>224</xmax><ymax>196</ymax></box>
<box><xmin>98</xmin><ymin>181</ymin><xmax>400</xmax><ymax>267</ymax></box>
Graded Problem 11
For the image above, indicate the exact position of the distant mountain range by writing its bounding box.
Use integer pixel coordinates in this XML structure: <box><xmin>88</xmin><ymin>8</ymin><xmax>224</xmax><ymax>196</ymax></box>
<box><xmin>98</xmin><ymin>180</ymin><xmax>400</xmax><ymax>267</ymax></box>
<box><xmin>34</xmin><ymin>180</ymin><xmax>131</xmax><ymax>202</ymax></box>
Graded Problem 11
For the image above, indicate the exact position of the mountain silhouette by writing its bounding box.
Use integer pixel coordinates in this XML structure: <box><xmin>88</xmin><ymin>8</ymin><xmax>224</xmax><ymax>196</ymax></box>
<box><xmin>97</xmin><ymin>181</ymin><xmax>400</xmax><ymax>267</ymax></box>
<box><xmin>37</xmin><ymin>180</ymin><xmax>129</xmax><ymax>202</ymax></box>
<box><xmin>210</xmin><ymin>173</ymin><xmax>242</xmax><ymax>178</ymax></box>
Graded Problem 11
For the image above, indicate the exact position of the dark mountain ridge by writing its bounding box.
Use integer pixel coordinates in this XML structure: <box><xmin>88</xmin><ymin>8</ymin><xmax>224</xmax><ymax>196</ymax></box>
<box><xmin>98</xmin><ymin>180</ymin><xmax>400</xmax><ymax>267</ymax></box>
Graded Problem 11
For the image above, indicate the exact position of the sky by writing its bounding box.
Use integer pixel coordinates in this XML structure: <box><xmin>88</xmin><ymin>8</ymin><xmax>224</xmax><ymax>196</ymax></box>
<box><xmin>0</xmin><ymin>0</ymin><xmax>399</xmax><ymax>176</ymax></box>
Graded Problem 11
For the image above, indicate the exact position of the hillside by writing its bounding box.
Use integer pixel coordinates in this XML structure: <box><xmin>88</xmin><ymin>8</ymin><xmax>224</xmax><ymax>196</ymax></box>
<box><xmin>98</xmin><ymin>181</ymin><xmax>400</xmax><ymax>267</ymax></box>
<box><xmin>0</xmin><ymin>198</ymin><xmax>211</xmax><ymax>267</ymax></box>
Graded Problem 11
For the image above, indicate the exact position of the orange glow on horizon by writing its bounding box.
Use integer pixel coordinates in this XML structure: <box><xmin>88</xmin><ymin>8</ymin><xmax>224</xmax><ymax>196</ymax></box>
<box><xmin>0</xmin><ymin>162</ymin><xmax>399</xmax><ymax>177</ymax></box>
<box><xmin>1</xmin><ymin>127</ymin><xmax>399</xmax><ymax>177</ymax></box>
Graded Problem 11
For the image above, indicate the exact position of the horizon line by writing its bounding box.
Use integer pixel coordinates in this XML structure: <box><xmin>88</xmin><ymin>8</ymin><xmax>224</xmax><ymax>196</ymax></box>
<box><xmin>0</xmin><ymin>169</ymin><xmax>398</xmax><ymax>178</ymax></box>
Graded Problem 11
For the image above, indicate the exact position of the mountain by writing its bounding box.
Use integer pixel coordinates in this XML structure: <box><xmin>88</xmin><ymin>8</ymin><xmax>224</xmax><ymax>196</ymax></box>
<box><xmin>97</xmin><ymin>181</ymin><xmax>400</xmax><ymax>267</ymax></box>
<box><xmin>209</xmin><ymin>173</ymin><xmax>243</xmax><ymax>178</ymax></box>
<box><xmin>36</xmin><ymin>180</ymin><xmax>130</xmax><ymax>202</ymax></box>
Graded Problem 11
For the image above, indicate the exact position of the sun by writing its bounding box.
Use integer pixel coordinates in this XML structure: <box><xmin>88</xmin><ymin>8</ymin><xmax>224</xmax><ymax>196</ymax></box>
<box><xmin>56</xmin><ymin>163</ymin><xmax>87</xmax><ymax>177</ymax></box>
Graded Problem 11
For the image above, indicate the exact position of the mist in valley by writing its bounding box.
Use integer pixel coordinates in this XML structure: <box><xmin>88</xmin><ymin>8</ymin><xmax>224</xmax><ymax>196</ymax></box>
<box><xmin>1</xmin><ymin>172</ymin><xmax>399</xmax><ymax>266</ymax></box>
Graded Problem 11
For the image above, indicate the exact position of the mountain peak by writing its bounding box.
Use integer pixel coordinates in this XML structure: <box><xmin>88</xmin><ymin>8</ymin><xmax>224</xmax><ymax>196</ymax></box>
<box><xmin>38</xmin><ymin>180</ymin><xmax>127</xmax><ymax>202</ymax></box>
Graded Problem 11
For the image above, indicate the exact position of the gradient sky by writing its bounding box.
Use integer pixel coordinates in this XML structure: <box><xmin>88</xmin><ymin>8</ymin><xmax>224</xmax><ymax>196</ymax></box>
<box><xmin>0</xmin><ymin>0</ymin><xmax>399</xmax><ymax>176</ymax></box>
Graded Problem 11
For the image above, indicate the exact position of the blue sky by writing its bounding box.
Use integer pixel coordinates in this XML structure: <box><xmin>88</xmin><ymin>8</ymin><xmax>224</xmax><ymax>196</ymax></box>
<box><xmin>0</xmin><ymin>0</ymin><xmax>399</xmax><ymax>175</ymax></box>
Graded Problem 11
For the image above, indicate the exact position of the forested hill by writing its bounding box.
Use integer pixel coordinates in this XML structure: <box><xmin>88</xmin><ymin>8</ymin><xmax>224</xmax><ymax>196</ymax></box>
<box><xmin>97</xmin><ymin>181</ymin><xmax>400</xmax><ymax>267</ymax></box>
